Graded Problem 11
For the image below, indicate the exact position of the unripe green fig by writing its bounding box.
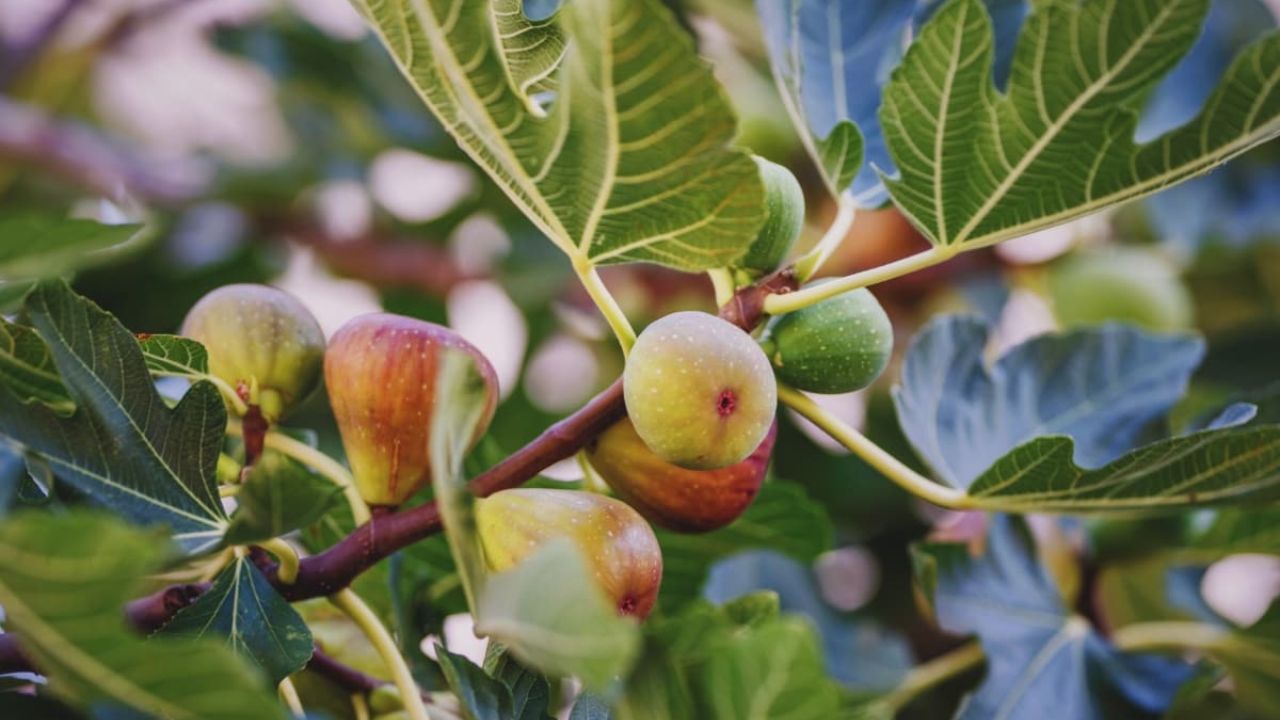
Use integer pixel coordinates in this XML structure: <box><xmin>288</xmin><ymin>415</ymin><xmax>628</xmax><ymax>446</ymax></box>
<box><xmin>624</xmin><ymin>311</ymin><xmax>776</xmax><ymax>470</ymax></box>
<box><xmin>475</xmin><ymin>488</ymin><xmax>663</xmax><ymax>617</ymax></box>
<box><xmin>180</xmin><ymin>284</ymin><xmax>325</xmax><ymax>422</ymax></box>
<box><xmin>325</xmin><ymin>313</ymin><xmax>498</xmax><ymax>507</ymax></box>
<box><xmin>760</xmin><ymin>286</ymin><xmax>893</xmax><ymax>393</ymax></box>
<box><xmin>740</xmin><ymin>156</ymin><xmax>805</xmax><ymax>272</ymax></box>
<box><xmin>1049</xmin><ymin>247</ymin><xmax>1193</xmax><ymax>332</ymax></box>
<box><xmin>586</xmin><ymin>418</ymin><xmax>776</xmax><ymax>533</ymax></box>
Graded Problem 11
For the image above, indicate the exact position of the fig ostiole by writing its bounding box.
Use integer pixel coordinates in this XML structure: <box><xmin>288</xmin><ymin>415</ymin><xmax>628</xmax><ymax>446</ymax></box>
<box><xmin>761</xmin><ymin>286</ymin><xmax>893</xmax><ymax>394</ymax></box>
<box><xmin>740</xmin><ymin>156</ymin><xmax>805</xmax><ymax>273</ymax></box>
<box><xmin>325</xmin><ymin>313</ymin><xmax>498</xmax><ymax>507</ymax></box>
<box><xmin>474</xmin><ymin>488</ymin><xmax>663</xmax><ymax>618</ymax></box>
<box><xmin>180</xmin><ymin>283</ymin><xmax>325</xmax><ymax>422</ymax></box>
<box><xmin>586</xmin><ymin>417</ymin><xmax>776</xmax><ymax>533</ymax></box>
<box><xmin>623</xmin><ymin>311</ymin><xmax>777</xmax><ymax>470</ymax></box>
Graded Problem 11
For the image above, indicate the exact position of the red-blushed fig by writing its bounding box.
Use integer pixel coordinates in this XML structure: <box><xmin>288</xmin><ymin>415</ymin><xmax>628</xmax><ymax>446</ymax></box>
<box><xmin>623</xmin><ymin>311</ymin><xmax>776</xmax><ymax>470</ymax></box>
<box><xmin>586</xmin><ymin>418</ymin><xmax>776</xmax><ymax>532</ymax></box>
<box><xmin>474</xmin><ymin>488</ymin><xmax>663</xmax><ymax>618</ymax></box>
<box><xmin>180</xmin><ymin>284</ymin><xmax>325</xmax><ymax>422</ymax></box>
<box><xmin>325</xmin><ymin>313</ymin><xmax>498</xmax><ymax>507</ymax></box>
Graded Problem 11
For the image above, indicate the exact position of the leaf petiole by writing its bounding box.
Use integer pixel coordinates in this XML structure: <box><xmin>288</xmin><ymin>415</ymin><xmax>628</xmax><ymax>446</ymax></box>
<box><xmin>1110</xmin><ymin>621</ymin><xmax>1227</xmax><ymax>654</ymax></box>
<box><xmin>777</xmin><ymin>385</ymin><xmax>970</xmax><ymax>508</ymax></box>
<box><xmin>792</xmin><ymin>198</ymin><xmax>856</xmax><ymax>283</ymax></box>
<box><xmin>881</xmin><ymin>641</ymin><xmax>985</xmax><ymax>712</ymax></box>
<box><xmin>573</xmin><ymin>256</ymin><xmax>637</xmax><ymax>354</ymax></box>
<box><xmin>765</xmin><ymin>245</ymin><xmax>956</xmax><ymax>316</ymax></box>
<box><xmin>278</xmin><ymin>676</ymin><xmax>304</xmax><ymax>718</ymax></box>
<box><xmin>707</xmin><ymin>267</ymin><xmax>736</xmax><ymax>308</ymax></box>
<box><xmin>258</xmin><ymin>538</ymin><xmax>300</xmax><ymax>585</ymax></box>
<box><xmin>329</xmin><ymin>588</ymin><xmax>430</xmax><ymax>720</ymax></box>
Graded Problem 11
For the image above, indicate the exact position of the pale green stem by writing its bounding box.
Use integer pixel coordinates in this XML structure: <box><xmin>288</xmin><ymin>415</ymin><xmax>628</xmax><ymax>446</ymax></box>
<box><xmin>707</xmin><ymin>267</ymin><xmax>736</xmax><ymax>308</ymax></box>
<box><xmin>1111</xmin><ymin>621</ymin><xmax>1227</xmax><ymax>654</ymax></box>
<box><xmin>766</xmin><ymin>245</ymin><xmax>957</xmax><ymax>316</ymax></box>
<box><xmin>792</xmin><ymin>198</ymin><xmax>857</xmax><ymax>282</ymax></box>
<box><xmin>157</xmin><ymin>371</ymin><xmax>248</xmax><ymax>415</ymax></box>
<box><xmin>778</xmin><ymin>385</ymin><xmax>970</xmax><ymax>508</ymax></box>
<box><xmin>573</xmin><ymin>257</ymin><xmax>637</xmax><ymax>354</ymax></box>
<box><xmin>330</xmin><ymin>588</ymin><xmax>430</xmax><ymax>720</ymax></box>
<box><xmin>259</xmin><ymin>538</ymin><xmax>301</xmax><ymax>585</ymax></box>
<box><xmin>351</xmin><ymin>693</ymin><xmax>370</xmax><ymax>720</ymax></box>
<box><xmin>576</xmin><ymin>450</ymin><xmax>610</xmax><ymax>494</ymax></box>
<box><xmin>219</xmin><ymin>485</ymin><xmax>239</xmax><ymax>498</ymax></box>
<box><xmin>882</xmin><ymin>641</ymin><xmax>985</xmax><ymax>712</ymax></box>
<box><xmin>278</xmin><ymin>676</ymin><xmax>305</xmax><ymax>718</ymax></box>
<box><xmin>227</xmin><ymin>421</ymin><xmax>372</xmax><ymax>527</ymax></box>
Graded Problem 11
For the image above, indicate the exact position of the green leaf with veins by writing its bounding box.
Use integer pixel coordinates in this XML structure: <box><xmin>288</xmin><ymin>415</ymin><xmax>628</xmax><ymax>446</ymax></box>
<box><xmin>158</xmin><ymin>555</ymin><xmax>314</xmax><ymax>684</ymax></box>
<box><xmin>0</xmin><ymin>317</ymin><xmax>73</xmax><ymax>415</ymax></box>
<box><xmin>349</xmin><ymin>0</ymin><xmax>764</xmax><ymax>270</ymax></box>
<box><xmin>0</xmin><ymin>512</ymin><xmax>283</xmax><ymax>719</ymax></box>
<box><xmin>881</xmin><ymin>0</ymin><xmax>1280</xmax><ymax>249</ymax></box>
<box><xmin>223</xmin><ymin>450</ymin><xmax>345</xmax><ymax>546</ymax></box>
<box><xmin>0</xmin><ymin>214</ymin><xmax>143</xmax><ymax>280</ymax></box>
<box><xmin>0</xmin><ymin>281</ymin><xmax>228</xmax><ymax>554</ymax></box>
<box><xmin>138</xmin><ymin>334</ymin><xmax>210</xmax><ymax>377</ymax></box>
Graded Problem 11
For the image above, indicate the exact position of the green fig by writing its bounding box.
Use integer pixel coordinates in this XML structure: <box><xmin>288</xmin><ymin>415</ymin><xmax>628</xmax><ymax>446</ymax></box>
<box><xmin>1049</xmin><ymin>247</ymin><xmax>1193</xmax><ymax>331</ymax></box>
<box><xmin>624</xmin><ymin>311</ymin><xmax>776</xmax><ymax>470</ymax></box>
<box><xmin>325</xmin><ymin>313</ymin><xmax>498</xmax><ymax>507</ymax></box>
<box><xmin>739</xmin><ymin>156</ymin><xmax>805</xmax><ymax>272</ymax></box>
<box><xmin>760</xmin><ymin>286</ymin><xmax>893</xmax><ymax>394</ymax></box>
<box><xmin>180</xmin><ymin>284</ymin><xmax>325</xmax><ymax>422</ymax></box>
<box><xmin>586</xmin><ymin>418</ymin><xmax>776</xmax><ymax>533</ymax></box>
<box><xmin>475</xmin><ymin>488</ymin><xmax>663</xmax><ymax>617</ymax></box>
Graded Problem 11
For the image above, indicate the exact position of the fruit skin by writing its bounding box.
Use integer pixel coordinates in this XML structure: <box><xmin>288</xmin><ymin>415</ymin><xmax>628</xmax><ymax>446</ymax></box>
<box><xmin>325</xmin><ymin>313</ymin><xmax>498</xmax><ymax>507</ymax></box>
<box><xmin>475</xmin><ymin>488</ymin><xmax>663</xmax><ymax>618</ymax></box>
<box><xmin>624</xmin><ymin>311</ymin><xmax>776</xmax><ymax>470</ymax></box>
<box><xmin>760</xmin><ymin>286</ymin><xmax>893</xmax><ymax>394</ymax></box>
<box><xmin>740</xmin><ymin>156</ymin><xmax>805</xmax><ymax>272</ymax></box>
<box><xmin>181</xmin><ymin>284</ymin><xmax>325</xmax><ymax>422</ymax></box>
<box><xmin>586</xmin><ymin>418</ymin><xmax>775</xmax><ymax>533</ymax></box>
<box><xmin>1049</xmin><ymin>248</ymin><xmax>1193</xmax><ymax>332</ymax></box>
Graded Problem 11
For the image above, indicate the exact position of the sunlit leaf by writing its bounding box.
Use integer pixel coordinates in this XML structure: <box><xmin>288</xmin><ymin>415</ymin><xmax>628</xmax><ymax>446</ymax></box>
<box><xmin>881</xmin><ymin>0</ymin><xmax>1280</xmax><ymax>249</ymax></box>
<box><xmin>350</xmin><ymin>0</ymin><xmax>764</xmax><ymax>270</ymax></box>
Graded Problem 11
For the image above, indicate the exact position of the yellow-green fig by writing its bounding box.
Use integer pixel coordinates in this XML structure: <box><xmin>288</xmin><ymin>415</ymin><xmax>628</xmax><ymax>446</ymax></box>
<box><xmin>475</xmin><ymin>488</ymin><xmax>663</xmax><ymax>617</ymax></box>
<box><xmin>586</xmin><ymin>418</ymin><xmax>776</xmax><ymax>533</ymax></box>
<box><xmin>181</xmin><ymin>284</ymin><xmax>325</xmax><ymax>422</ymax></box>
<box><xmin>325</xmin><ymin>313</ymin><xmax>498</xmax><ymax>507</ymax></box>
<box><xmin>623</xmin><ymin>311</ymin><xmax>776</xmax><ymax>470</ymax></box>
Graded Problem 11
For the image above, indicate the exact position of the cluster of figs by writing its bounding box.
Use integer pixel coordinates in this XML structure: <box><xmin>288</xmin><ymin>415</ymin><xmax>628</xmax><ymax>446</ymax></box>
<box><xmin>181</xmin><ymin>160</ymin><xmax>893</xmax><ymax>619</ymax></box>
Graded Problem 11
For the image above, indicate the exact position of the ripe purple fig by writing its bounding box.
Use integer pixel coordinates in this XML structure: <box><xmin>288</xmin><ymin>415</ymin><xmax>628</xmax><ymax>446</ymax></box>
<box><xmin>180</xmin><ymin>284</ymin><xmax>325</xmax><ymax>422</ymax></box>
<box><xmin>474</xmin><ymin>488</ymin><xmax>663</xmax><ymax>618</ymax></box>
<box><xmin>586</xmin><ymin>418</ymin><xmax>776</xmax><ymax>532</ymax></box>
<box><xmin>325</xmin><ymin>313</ymin><xmax>498</xmax><ymax>507</ymax></box>
<box><xmin>624</xmin><ymin>311</ymin><xmax>776</xmax><ymax>470</ymax></box>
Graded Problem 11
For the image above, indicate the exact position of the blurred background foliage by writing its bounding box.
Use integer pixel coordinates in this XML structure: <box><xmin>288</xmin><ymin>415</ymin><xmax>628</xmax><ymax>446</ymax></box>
<box><xmin>1</xmin><ymin>0</ymin><xmax>1278</xmax><ymax>717</ymax></box>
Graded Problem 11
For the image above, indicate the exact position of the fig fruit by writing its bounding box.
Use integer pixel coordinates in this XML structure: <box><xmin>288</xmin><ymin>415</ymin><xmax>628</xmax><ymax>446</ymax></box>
<box><xmin>739</xmin><ymin>156</ymin><xmax>805</xmax><ymax>273</ymax></box>
<box><xmin>180</xmin><ymin>284</ymin><xmax>325</xmax><ymax>422</ymax></box>
<box><xmin>1049</xmin><ymin>247</ymin><xmax>1193</xmax><ymax>332</ymax></box>
<box><xmin>623</xmin><ymin>311</ymin><xmax>776</xmax><ymax>470</ymax></box>
<box><xmin>586</xmin><ymin>417</ymin><xmax>776</xmax><ymax>532</ymax></box>
<box><xmin>475</xmin><ymin>488</ymin><xmax>663</xmax><ymax>617</ymax></box>
<box><xmin>325</xmin><ymin>313</ymin><xmax>498</xmax><ymax>507</ymax></box>
<box><xmin>760</xmin><ymin>286</ymin><xmax>893</xmax><ymax>393</ymax></box>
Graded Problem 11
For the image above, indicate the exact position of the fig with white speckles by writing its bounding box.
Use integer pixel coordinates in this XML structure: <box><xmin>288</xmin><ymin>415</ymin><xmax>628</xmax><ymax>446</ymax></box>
<box><xmin>739</xmin><ymin>156</ymin><xmax>805</xmax><ymax>273</ymax></box>
<box><xmin>586</xmin><ymin>417</ymin><xmax>775</xmax><ymax>532</ymax></box>
<box><xmin>474</xmin><ymin>488</ymin><xmax>663</xmax><ymax>617</ymax></box>
<box><xmin>623</xmin><ymin>311</ymin><xmax>776</xmax><ymax>470</ymax></box>
<box><xmin>760</xmin><ymin>286</ymin><xmax>892</xmax><ymax>394</ymax></box>
<box><xmin>181</xmin><ymin>284</ymin><xmax>325</xmax><ymax>422</ymax></box>
<box><xmin>325</xmin><ymin>313</ymin><xmax>498</xmax><ymax>507</ymax></box>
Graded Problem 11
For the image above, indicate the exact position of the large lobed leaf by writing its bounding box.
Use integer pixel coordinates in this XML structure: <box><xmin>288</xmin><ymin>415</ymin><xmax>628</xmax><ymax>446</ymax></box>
<box><xmin>880</xmin><ymin>0</ymin><xmax>1280</xmax><ymax>249</ymax></box>
<box><xmin>0</xmin><ymin>281</ymin><xmax>227</xmax><ymax>553</ymax></box>
<box><xmin>0</xmin><ymin>512</ymin><xmax>284</xmax><ymax>719</ymax></box>
<box><xmin>894</xmin><ymin>316</ymin><xmax>1203</xmax><ymax>489</ymax></box>
<box><xmin>350</xmin><ymin>0</ymin><xmax>764</xmax><ymax>270</ymax></box>
<box><xmin>913</xmin><ymin>515</ymin><xmax>1191</xmax><ymax>719</ymax></box>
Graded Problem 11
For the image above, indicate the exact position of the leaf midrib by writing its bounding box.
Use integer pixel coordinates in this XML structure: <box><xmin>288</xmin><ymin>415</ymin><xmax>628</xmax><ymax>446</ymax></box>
<box><xmin>952</xmin><ymin>0</ymin><xmax>1182</xmax><ymax>245</ymax></box>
